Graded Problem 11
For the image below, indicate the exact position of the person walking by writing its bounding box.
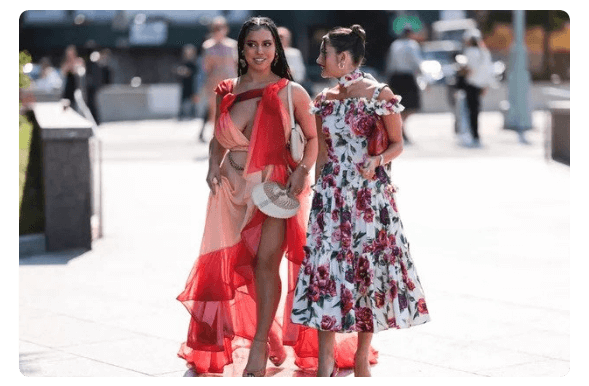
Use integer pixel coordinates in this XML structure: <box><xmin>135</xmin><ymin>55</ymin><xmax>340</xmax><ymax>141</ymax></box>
<box><xmin>385</xmin><ymin>26</ymin><xmax>424</xmax><ymax>144</ymax></box>
<box><xmin>197</xmin><ymin>17</ymin><xmax>238</xmax><ymax>139</ymax></box>
<box><xmin>60</xmin><ymin>45</ymin><xmax>85</xmax><ymax>111</ymax></box>
<box><xmin>460</xmin><ymin>29</ymin><xmax>494</xmax><ymax>147</ymax></box>
<box><xmin>291</xmin><ymin>24</ymin><xmax>430</xmax><ymax>377</ymax></box>
<box><xmin>278</xmin><ymin>26</ymin><xmax>306</xmax><ymax>84</ymax></box>
<box><xmin>176</xmin><ymin>44</ymin><xmax>198</xmax><ymax>120</ymax></box>
<box><xmin>177</xmin><ymin>16</ymin><xmax>319</xmax><ymax>377</ymax></box>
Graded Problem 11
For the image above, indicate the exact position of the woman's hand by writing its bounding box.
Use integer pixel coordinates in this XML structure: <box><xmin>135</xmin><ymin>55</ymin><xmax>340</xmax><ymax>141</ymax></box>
<box><xmin>286</xmin><ymin>166</ymin><xmax>307</xmax><ymax>196</ymax></box>
<box><xmin>206</xmin><ymin>164</ymin><xmax>222</xmax><ymax>195</ymax></box>
<box><xmin>359</xmin><ymin>156</ymin><xmax>380</xmax><ymax>180</ymax></box>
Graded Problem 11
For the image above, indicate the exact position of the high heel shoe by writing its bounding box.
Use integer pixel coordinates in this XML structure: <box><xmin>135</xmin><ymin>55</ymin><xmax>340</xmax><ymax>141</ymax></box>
<box><xmin>317</xmin><ymin>359</ymin><xmax>338</xmax><ymax>377</ymax></box>
<box><xmin>242</xmin><ymin>340</ymin><xmax>270</xmax><ymax>377</ymax></box>
<box><xmin>330</xmin><ymin>362</ymin><xmax>339</xmax><ymax>377</ymax></box>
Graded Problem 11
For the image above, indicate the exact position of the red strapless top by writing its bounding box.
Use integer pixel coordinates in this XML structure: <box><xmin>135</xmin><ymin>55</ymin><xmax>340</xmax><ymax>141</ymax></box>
<box><xmin>214</xmin><ymin>78</ymin><xmax>292</xmax><ymax>175</ymax></box>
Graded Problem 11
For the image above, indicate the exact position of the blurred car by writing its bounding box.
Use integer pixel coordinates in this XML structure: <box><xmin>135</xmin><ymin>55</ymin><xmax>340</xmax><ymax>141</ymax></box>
<box><xmin>420</xmin><ymin>39</ymin><xmax>505</xmax><ymax>86</ymax></box>
<box><xmin>431</xmin><ymin>18</ymin><xmax>477</xmax><ymax>43</ymax></box>
<box><xmin>419</xmin><ymin>40</ymin><xmax>462</xmax><ymax>86</ymax></box>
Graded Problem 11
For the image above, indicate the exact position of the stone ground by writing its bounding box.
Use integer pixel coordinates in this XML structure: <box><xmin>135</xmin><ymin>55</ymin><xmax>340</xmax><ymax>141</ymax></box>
<box><xmin>18</xmin><ymin>111</ymin><xmax>573</xmax><ymax>378</ymax></box>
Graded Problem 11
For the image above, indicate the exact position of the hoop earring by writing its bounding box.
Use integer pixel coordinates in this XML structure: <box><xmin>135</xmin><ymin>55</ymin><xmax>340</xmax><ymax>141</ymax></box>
<box><xmin>338</xmin><ymin>62</ymin><xmax>345</xmax><ymax>70</ymax></box>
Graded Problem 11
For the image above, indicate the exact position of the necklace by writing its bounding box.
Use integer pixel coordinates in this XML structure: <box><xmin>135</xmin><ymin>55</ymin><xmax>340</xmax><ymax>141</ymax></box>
<box><xmin>337</xmin><ymin>68</ymin><xmax>364</xmax><ymax>88</ymax></box>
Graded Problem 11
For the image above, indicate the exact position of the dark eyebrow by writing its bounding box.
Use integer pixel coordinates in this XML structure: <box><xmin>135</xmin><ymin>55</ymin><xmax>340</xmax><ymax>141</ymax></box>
<box><xmin>246</xmin><ymin>39</ymin><xmax>274</xmax><ymax>44</ymax></box>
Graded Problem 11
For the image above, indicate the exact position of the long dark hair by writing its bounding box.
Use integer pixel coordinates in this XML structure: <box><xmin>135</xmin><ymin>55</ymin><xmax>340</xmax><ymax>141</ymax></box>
<box><xmin>237</xmin><ymin>16</ymin><xmax>293</xmax><ymax>80</ymax></box>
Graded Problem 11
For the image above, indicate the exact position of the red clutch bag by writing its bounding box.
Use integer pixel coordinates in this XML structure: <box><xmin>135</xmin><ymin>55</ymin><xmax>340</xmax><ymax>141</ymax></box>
<box><xmin>367</xmin><ymin>117</ymin><xmax>389</xmax><ymax>156</ymax></box>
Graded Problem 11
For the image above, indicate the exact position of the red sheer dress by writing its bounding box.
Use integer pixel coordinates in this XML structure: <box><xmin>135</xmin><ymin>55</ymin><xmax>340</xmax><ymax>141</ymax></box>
<box><xmin>177</xmin><ymin>78</ymin><xmax>377</xmax><ymax>374</ymax></box>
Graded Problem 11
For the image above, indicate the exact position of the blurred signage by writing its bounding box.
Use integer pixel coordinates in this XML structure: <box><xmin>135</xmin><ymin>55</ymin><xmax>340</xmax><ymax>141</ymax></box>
<box><xmin>392</xmin><ymin>14</ymin><xmax>423</xmax><ymax>35</ymax></box>
<box><xmin>129</xmin><ymin>21</ymin><xmax>168</xmax><ymax>46</ymax></box>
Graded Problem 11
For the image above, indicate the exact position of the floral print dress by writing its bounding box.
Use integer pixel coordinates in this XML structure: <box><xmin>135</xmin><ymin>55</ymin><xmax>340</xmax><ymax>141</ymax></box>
<box><xmin>290</xmin><ymin>84</ymin><xmax>430</xmax><ymax>333</ymax></box>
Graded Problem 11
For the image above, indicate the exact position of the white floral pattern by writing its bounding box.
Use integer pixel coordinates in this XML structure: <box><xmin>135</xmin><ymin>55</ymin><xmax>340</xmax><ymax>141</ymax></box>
<box><xmin>290</xmin><ymin>84</ymin><xmax>430</xmax><ymax>333</ymax></box>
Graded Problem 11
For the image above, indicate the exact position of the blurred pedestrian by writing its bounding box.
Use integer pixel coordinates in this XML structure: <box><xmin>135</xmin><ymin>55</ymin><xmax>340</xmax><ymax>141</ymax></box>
<box><xmin>98</xmin><ymin>49</ymin><xmax>113</xmax><ymax>86</ymax></box>
<box><xmin>33</xmin><ymin>57</ymin><xmax>62</xmax><ymax>93</ymax></box>
<box><xmin>60</xmin><ymin>45</ymin><xmax>85</xmax><ymax>110</ymax></box>
<box><xmin>175</xmin><ymin>44</ymin><xmax>198</xmax><ymax>120</ymax></box>
<box><xmin>85</xmin><ymin>48</ymin><xmax>112</xmax><ymax>124</ymax></box>
<box><xmin>194</xmin><ymin>47</ymin><xmax>208</xmax><ymax>142</ymax></box>
<box><xmin>199</xmin><ymin>16</ymin><xmax>238</xmax><ymax>136</ymax></box>
<box><xmin>459</xmin><ymin>29</ymin><xmax>494</xmax><ymax>147</ymax></box>
<box><xmin>385</xmin><ymin>26</ymin><xmax>424</xmax><ymax>144</ymax></box>
<box><xmin>291</xmin><ymin>24</ymin><xmax>430</xmax><ymax>377</ymax></box>
<box><xmin>278</xmin><ymin>26</ymin><xmax>306</xmax><ymax>84</ymax></box>
<box><xmin>176</xmin><ymin>16</ymin><xmax>319</xmax><ymax>377</ymax></box>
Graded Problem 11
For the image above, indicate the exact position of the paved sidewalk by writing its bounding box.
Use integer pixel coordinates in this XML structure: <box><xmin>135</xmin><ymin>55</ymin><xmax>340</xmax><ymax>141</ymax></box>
<box><xmin>19</xmin><ymin>111</ymin><xmax>570</xmax><ymax>377</ymax></box>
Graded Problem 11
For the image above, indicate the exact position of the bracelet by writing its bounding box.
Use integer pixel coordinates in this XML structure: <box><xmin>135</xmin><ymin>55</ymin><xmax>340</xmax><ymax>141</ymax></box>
<box><xmin>297</xmin><ymin>163</ymin><xmax>310</xmax><ymax>174</ymax></box>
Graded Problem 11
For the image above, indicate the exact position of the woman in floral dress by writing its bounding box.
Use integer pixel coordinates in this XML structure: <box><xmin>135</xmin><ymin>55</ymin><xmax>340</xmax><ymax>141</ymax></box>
<box><xmin>291</xmin><ymin>25</ymin><xmax>430</xmax><ymax>377</ymax></box>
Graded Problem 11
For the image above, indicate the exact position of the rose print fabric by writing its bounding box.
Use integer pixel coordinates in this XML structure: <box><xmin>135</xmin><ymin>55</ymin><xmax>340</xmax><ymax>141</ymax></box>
<box><xmin>291</xmin><ymin>84</ymin><xmax>430</xmax><ymax>333</ymax></box>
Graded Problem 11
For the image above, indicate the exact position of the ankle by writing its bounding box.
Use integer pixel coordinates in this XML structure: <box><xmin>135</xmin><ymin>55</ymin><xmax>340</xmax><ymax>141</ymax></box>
<box><xmin>318</xmin><ymin>355</ymin><xmax>335</xmax><ymax>370</ymax></box>
<box><xmin>354</xmin><ymin>353</ymin><xmax>369</xmax><ymax>364</ymax></box>
<box><xmin>317</xmin><ymin>358</ymin><xmax>336</xmax><ymax>377</ymax></box>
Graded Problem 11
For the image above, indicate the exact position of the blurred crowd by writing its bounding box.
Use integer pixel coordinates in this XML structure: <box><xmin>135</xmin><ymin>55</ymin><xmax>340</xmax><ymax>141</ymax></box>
<box><xmin>24</xmin><ymin>44</ymin><xmax>113</xmax><ymax>123</ymax></box>
<box><xmin>21</xmin><ymin>11</ymin><xmax>568</xmax><ymax>148</ymax></box>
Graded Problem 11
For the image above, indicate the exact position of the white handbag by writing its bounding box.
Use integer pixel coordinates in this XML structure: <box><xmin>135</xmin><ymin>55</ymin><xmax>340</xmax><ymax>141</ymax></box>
<box><xmin>287</xmin><ymin>82</ymin><xmax>306</xmax><ymax>164</ymax></box>
<box><xmin>252</xmin><ymin>181</ymin><xmax>300</xmax><ymax>219</ymax></box>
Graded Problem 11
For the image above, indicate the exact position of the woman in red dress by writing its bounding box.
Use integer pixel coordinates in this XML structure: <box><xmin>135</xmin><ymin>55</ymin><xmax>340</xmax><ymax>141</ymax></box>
<box><xmin>176</xmin><ymin>16</ymin><xmax>318</xmax><ymax>376</ymax></box>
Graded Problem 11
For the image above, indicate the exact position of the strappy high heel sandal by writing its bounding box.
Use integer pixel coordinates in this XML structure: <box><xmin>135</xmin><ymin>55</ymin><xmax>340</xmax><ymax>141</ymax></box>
<box><xmin>329</xmin><ymin>361</ymin><xmax>339</xmax><ymax>377</ymax></box>
<box><xmin>317</xmin><ymin>359</ymin><xmax>339</xmax><ymax>377</ymax></box>
<box><xmin>242</xmin><ymin>339</ymin><xmax>270</xmax><ymax>377</ymax></box>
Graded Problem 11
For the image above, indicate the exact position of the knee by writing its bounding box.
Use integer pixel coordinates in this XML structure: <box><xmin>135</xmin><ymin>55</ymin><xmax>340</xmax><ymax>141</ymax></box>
<box><xmin>255</xmin><ymin>255</ymin><xmax>281</xmax><ymax>276</ymax></box>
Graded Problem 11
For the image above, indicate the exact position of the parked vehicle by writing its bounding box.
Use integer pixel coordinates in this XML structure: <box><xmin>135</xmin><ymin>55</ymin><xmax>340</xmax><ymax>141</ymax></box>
<box><xmin>419</xmin><ymin>40</ymin><xmax>461</xmax><ymax>85</ymax></box>
<box><xmin>431</xmin><ymin>18</ymin><xmax>477</xmax><ymax>43</ymax></box>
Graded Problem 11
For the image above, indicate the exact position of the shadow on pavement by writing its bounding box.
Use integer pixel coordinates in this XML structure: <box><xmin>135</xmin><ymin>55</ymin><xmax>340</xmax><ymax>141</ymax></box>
<box><xmin>19</xmin><ymin>248</ymin><xmax>88</xmax><ymax>266</ymax></box>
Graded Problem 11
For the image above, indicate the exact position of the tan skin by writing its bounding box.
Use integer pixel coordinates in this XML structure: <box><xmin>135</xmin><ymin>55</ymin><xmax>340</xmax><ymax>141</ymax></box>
<box><xmin>205</xmin><ymin>27</ymin><xmax>318</xmax><ymax>375</ymax></box>
<box><xmin>314</xmin><ymin>40</ymin><xmax>403</xmax><ymax>377</ymax></box>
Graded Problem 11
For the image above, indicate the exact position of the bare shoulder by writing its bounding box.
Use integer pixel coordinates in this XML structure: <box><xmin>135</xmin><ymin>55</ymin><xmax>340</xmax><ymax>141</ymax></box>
<box><xmin>290</xmin><ymin>81</ymin><xmax>311</xmax><ymax>100</ymax></box>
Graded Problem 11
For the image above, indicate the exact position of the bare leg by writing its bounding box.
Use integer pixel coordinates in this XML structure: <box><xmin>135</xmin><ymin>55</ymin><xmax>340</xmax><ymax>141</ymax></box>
<box><xmin>317</xmin><ymin>331</ymin><xmax>336</xmax><ymax>377</ymax></box>
<box><xmin>244</xmin><ymin>216</ymin><xmax>286</xmax><ymax>373</ymax></box>
<box><xmin>354</xmin><ymin>332</ymin><xmax>373</xmax><ymax>377</ymax></box>
<box><xmin>401</xmin><ymin>110</ymin><xmax>414</xmax><ymax>144</ymax></box>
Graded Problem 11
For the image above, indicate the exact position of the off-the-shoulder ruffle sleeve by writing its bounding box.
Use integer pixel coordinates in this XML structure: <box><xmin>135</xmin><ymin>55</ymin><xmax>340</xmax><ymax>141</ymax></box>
<box><xmin>307</xmin><ymin>85</ymin><xmax>404</xmax><ymax>116</ymax></box>
<box><xmin>214</xmin><ymin>79</ymin><xmax>234</xmax><ymax>96</ymax></box>
<box><xmin>373</xmin><ymin>95</ymin><xmax>405</xmax><ymax>115</ymax></box>
<box><xmin>309</xmin><ymin>88</ymin><xmax>328</xmax><ymax>115</ymax></box>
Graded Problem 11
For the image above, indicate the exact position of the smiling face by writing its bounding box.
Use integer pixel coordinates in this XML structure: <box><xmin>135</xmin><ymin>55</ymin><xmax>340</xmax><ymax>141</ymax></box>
<box><xmin>243</xmin><ymin>27</ymin><xmax>276</xmax><ymax>72</ymax></box>
<box><xmin>316</xmin><ymin>39</ymin><xmax>341</xmax><ymax>79</ymax></box>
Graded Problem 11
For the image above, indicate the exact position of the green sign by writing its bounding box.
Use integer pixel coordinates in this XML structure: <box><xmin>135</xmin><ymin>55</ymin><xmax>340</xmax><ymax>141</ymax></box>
<box><xmin>392</xmin><ymin>15</ymin><xmax>423</xmax><ymax>34</ymax></box>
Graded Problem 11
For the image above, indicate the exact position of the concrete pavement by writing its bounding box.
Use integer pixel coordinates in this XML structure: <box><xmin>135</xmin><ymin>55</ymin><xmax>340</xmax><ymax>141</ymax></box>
<box><xmin>19</xmin><ymin>111</ymin><xmax>570</xmax><ymax>377</ymax></box>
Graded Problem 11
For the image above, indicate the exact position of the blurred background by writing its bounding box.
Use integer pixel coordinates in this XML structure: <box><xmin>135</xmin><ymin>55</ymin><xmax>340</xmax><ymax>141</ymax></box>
<box><xmin>18</xmin><ymin>10</ymin><xmax>572</xmax><ymax>377</ymax></box>
<box><xmin>18</xmin><ymin>9</ymin><xmax>571</xmax><ymax>253</ymax></box>
<box><xmin>19</xmin><ymin>10</ymin><xmax>570</xmax><ymax>120</ymax></box>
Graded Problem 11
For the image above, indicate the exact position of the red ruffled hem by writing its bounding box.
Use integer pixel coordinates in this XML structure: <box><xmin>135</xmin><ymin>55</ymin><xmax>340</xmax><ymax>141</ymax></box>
<box><xmin>176</xmin><ymin>224</ymin><xmax>378</xmax><ymax>374</ymax></box>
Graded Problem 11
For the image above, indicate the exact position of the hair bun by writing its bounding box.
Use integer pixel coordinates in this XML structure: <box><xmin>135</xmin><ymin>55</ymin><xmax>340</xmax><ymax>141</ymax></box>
<box><xmin>350</xmin><ymin>24</ymin><xmax>366</xmax><ymax>41</ymax></box>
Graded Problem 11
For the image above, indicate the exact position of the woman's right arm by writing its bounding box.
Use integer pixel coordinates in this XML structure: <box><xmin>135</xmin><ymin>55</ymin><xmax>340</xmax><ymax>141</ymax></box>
<box><xmin>206</xmin><ymin>94</ymin><xmax>227</xmax><ymax>194</ymax></box>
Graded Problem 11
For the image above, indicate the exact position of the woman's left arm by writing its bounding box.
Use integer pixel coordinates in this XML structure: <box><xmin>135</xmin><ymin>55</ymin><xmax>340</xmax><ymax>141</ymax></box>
<box><xmin>285</xmin><ymin>82</ymin><xmax>318</xmax><ymax>195</ymax></box>
<box><xmin>360</xmin><ymin>87</ymin><xmax>403</xmax><ymax>179</ymax></box>
<box><xmin>378</xmin><ymin>86</ymin><xmax>404</xmax><ymax>162</ymax></box>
